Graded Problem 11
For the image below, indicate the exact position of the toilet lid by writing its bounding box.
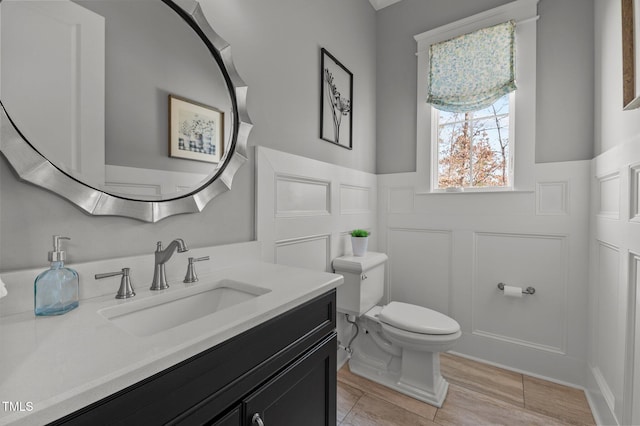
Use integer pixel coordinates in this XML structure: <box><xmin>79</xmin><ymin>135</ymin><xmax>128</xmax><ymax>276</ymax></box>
<box><xmin>379</xmin><ymin>302</ymin><xmax>460</xmax><ymax>335</ymax></box>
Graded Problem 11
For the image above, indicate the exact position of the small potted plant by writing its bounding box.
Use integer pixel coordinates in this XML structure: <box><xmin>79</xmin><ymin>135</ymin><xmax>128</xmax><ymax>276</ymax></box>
<box><xmin>350</xmin><ymin>229</ymin><xmax>370</xmax><ymax>256</ymax></box>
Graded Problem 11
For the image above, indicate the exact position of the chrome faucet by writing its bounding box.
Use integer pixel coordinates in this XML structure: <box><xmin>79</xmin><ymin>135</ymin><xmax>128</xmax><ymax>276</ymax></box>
<box><xmin>150</xmin><ymin>239</ymin><xmax>188</xmax><ymax>290</ymax></box>
<box><xmin>95</xmin><ymin>267</ymin><xmax>135</xmax><ymax>299</ymax></box>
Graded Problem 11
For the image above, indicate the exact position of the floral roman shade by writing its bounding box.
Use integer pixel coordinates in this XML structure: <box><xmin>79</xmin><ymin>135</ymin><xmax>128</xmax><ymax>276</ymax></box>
<box><xmin>427</xmin><ymin>21</ymin><xmax>516</xmax><ymax>112</ymax></box>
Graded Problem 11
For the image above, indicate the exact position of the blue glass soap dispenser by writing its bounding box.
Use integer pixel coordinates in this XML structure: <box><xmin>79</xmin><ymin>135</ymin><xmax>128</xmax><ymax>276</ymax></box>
<box><xmin>34</xmin><ymin>235</ymin><xmax>79</xmax><ymax>316</ymax></box>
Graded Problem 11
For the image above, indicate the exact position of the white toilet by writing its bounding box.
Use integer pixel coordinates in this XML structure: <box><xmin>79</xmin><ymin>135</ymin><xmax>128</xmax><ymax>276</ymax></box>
<box><xmin>333</xmin><ymin>251</ymin><xmax>461</xmax><ymax>407</ymax></box>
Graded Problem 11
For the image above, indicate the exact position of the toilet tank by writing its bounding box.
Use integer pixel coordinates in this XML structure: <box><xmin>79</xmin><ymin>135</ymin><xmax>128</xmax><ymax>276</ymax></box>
<box><xmin>332</xmin><ymin>252</ymin><xmax>388</xmax><ymax>316</ymax></box>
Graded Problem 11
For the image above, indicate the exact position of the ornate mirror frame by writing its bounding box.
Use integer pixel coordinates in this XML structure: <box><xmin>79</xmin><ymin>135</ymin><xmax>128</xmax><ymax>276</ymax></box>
<box><xmin>0</xmin><ymin>0</ymin><xmax>251</xmax><ymax>222</ymax></box>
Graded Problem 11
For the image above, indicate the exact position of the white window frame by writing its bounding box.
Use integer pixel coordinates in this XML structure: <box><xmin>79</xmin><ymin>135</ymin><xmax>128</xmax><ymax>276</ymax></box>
<box><xmin>414</xmin><ymin>0</ymin><xmax>539</xmax><ymax>193</ymax></box>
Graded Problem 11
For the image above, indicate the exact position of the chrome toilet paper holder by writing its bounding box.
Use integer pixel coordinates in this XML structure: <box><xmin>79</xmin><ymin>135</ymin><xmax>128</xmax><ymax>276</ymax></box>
<box><xmin>497</xmin><ymin>282</ymin><xmax>536</xmax><ymax>295</ymax></box>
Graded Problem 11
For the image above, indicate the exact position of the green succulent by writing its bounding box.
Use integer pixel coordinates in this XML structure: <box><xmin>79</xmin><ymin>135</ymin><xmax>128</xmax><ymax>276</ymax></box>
<box><xmin>350</xmin><ymin>229</ymin><xmax>370</xmax><ymax>238</ymax></box>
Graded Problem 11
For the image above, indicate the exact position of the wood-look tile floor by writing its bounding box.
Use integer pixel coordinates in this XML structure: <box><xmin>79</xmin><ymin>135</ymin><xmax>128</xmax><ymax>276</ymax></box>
<box><xmin>337</xmin><ymin>353</ymin><xmax>596</xmax><ymax>426</ymax></box>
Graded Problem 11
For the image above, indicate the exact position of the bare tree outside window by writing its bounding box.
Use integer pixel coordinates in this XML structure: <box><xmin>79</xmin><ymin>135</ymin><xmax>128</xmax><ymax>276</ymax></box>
<box><xmin>436</xmin><ymin>95</ymin><xmax>510</xmax><ymax>189</ymax></box>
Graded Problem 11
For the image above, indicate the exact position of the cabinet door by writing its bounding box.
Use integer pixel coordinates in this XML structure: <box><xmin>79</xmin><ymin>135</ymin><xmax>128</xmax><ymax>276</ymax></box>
<box><xmin>244</xmin><ymin>334</ymin><xmax>336</xmax><ymax>426</ymax></box>
<box><xmin>210</xmin><ymin>406</ymin><xmax>241</xmax><ymax>426</ymax></box>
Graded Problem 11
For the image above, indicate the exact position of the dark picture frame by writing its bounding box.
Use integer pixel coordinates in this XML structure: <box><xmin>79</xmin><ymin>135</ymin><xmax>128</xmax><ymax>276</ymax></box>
<box><xmin>623</xmin><ymin>0</ymin><xmax>640</xmax><ymax>110</ymax></box>
<box><xmin>320</xmin><ymin>48</ymin><xmax>353</xmax><ymax>149</ymax></box>
<box><xmin>169</xmin><ymin>95</ymin><xmax>224</xmax><ymax>163</ymax></box>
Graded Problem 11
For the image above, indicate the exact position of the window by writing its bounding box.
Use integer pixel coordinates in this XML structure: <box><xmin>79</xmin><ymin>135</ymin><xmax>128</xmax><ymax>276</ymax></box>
<box><xmin>414</xmin><ymin>0</ymin><xmax>538</xmax><ymax>193</ymax></box>
<box><xmin>435</xmin><ymin>94</ymin><xmax>512</xmax><ymax>190</ymax></box>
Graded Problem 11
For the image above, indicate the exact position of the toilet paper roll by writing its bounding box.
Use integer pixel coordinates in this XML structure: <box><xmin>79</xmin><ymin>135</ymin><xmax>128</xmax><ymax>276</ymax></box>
<box><xmin>503</xmin><ymin>285</ymin><xmax>523</xmax><ymax>298</ymax></box>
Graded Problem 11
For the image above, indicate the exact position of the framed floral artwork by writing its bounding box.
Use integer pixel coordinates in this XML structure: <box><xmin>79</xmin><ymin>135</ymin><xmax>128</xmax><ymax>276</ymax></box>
<box><xmin>169</xmin><ymin>95</ymin><xmax>224</xmax><ymax>163</ymax></box>
<box><xmin>320</xmin><ymin>48</ymin><xmax>353</xmax><ymax>149</ymax></box>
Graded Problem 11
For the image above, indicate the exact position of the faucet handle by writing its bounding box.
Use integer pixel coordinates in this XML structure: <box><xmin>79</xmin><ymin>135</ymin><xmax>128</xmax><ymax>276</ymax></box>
<box><xmin>95</xmin><ymin>268</ymin><xmax>135</xmax><ymax>299</ymax></box>
<box><xmin>183</xmin><ymin>256</ymin><xmax>210</xmax><ymax>283</ymax></box>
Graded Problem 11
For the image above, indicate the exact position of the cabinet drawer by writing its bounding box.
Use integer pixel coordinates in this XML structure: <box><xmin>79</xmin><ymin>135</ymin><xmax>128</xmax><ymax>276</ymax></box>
<box><xmin>51</xmin><ymin>290</ymin><xmax>336</xmax><ymax>425</ymax></box>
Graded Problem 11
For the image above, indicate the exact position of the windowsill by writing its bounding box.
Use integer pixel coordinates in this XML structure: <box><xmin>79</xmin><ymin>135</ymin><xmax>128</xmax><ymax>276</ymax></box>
<box><xmin>415</xmin><ymin>189</ymin><xmax>535</xmax><ymax>196</ymax></box>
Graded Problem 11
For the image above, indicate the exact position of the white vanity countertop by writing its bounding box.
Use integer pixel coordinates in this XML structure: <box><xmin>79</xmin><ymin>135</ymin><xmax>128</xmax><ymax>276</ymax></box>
<box><xmin>0</xmin><ymin>259</ymin><xmax>343</xmax><ymax>425</ymax></box>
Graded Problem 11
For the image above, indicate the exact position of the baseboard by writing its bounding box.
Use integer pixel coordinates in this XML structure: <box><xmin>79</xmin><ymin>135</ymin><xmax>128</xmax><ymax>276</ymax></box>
<box><xmin>585</xmin><ymin>390</ymin><xmax>616</xmax><ymax>426</ymax></box>
<box><xmin>585</xmin><ymin>365</ymin><xmax>619</xmax><ymax>426</ymax></box>
<box><xmin>447</xmin><ymin>350</ymin><xmax>586</xmax><ymax>390</ymax></box>
<box><xmin>452</xmin><ymin>334</ymin><xmax>587</xmax><ymax>388</ymax></box>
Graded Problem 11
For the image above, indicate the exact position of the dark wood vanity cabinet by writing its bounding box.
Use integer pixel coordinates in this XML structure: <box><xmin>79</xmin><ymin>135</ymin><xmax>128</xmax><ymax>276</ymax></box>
<box><xmin>51</xmin><ymin>290</ymin><xmax>337</xmax><ymax>426</ymax></box>
<box><xmin>210</xmin><ymin>334</ymin><xmax>336</xmax><ymax>426</ymax></box>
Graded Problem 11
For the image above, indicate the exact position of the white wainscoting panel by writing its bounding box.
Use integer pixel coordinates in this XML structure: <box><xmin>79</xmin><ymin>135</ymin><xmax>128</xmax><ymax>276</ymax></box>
<box><xmin>276</xmin><ymin>175</ymin><xmax>330</xmax><ymax>217</ymax></box>
<box><xmin>587</xmin><ymin>136</ymin><xmax>640</xmax><ymax>425</ymax></box>
<box><xmin>104</xmin><ymin>182</ymin><xmax>160</xmax><ymax>197</ymax></box>
<box><xmin>275</xmin><ymin>235</ymin><xmax>331</xmax><ymax>272</ymax></box>
<box><xmin>595</xmin><ymin>241</ymin><xmax>623</xmax><ymax>413</ymax></box>
<box><xmin>104</xmin><ymin>165</ymin><xmax>207</xmax><ymax>199</ymax></box>
<box><xmin>536</xmin><ymin>181</ymin><xmax>568</xmax><ymax>215</ymax></box>
<box><xmin>256</xmin><ymin>147</ymin><xmax>377</xmax><ymax>369</ymax></box>
<box><xmin>473</xmin><ymin>232</ymin><xmax>567</xmax><ymax>354</ymax></box>
<box><xmin>598</xmin><ymin>172</ymin><xmax>621</xmax><ymax>219</ymax></box>
<box><xmin>378</xmin><ymin>160</ymin><xmax>590</xmax><ymax>388</ymax></box>
<box><xmin>629</xmin><ymin>164</ymin><xmax>640</xmax><ymax>222</ymax></box>
<box><xmin>387</xmin><ymin>228</ymin><xmax>452</xmax><ymax>314</ymax></box>
<box><xmin>340</xmin><ymin>184</ymin><xmax>370</xmax><ymax>215</ymax></box>
<box><xmin>626</xmin><ymin>253</ymin><xmax>640</xmax><ymax>426</ymax></box>
<box><xmin>337</xmin><ymin>230</ymin><xmax>370</xmax><ymax>256</ymax></box>
<box><xmin>388</xmin><ymin>187</ymin><xmax>414</xmax><ymax>213</ymax></box>
<box><xmin>257</xmin><ymin>146</ymin><xmax>377</xmax><ymax>266</ymax></box>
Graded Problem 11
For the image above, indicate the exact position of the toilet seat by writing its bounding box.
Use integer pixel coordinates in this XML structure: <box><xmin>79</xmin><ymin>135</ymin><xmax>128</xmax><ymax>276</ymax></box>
<box><xmin>379</xmin><ymin>301</ymin><xmax>460</xmax><ymax>335</ymax></box>
<box><xmin>379</xmin><ymin>320</ymin><xmax>462</xmax><ymax>353</ymax></box>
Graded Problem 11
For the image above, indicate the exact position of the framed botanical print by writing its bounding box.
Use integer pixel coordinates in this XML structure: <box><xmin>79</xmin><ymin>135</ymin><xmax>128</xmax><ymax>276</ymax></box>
<box><xmin>320</xmin><ymin>48</ymin><xmax>353</xmax><ymax>149</ymax></box>
<box><xmin>169</xmin><ymin>95</ymin><xmax>224</xmax><ymax>163</ymax></box>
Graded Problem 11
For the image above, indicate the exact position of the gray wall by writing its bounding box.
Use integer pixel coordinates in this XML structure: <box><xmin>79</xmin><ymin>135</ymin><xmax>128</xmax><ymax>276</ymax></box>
<box><xmin>79</xmin><ymin>0</ymin><xmax>230</xmax><ymax>175</ymax></box>
<box><xmin>203</xmin><ymin>0</ymin><xmax>377</xmax><ymax>174</ymax></box>
<box><xmin>375</xmin><ymin>0</ymin><xmax>594</xmax><ymax>174</ymax></box>
<box><xmin>0</xmin><ymin>0</ymin><xmax>377</xmax><ymax>271</ymax></box>
<box><xmin>536</xmin><ymin>0</ymin><xmax>593</xmax><ymax>163</ymax></box>
<box><xmin>1</xmin><ymin>0</ymin><xmax>598</xmax><ymax>270</ymax></box>
<box><xmin>594</xmin><ymin>0</ymin><xmax>640</xmax><ymax>154</ymax></box>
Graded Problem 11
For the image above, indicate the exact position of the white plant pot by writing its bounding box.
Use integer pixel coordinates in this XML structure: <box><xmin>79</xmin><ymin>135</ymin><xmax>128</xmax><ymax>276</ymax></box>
<box><xmin>351</xmin><ymin>236</ymin><xmax>369</xmax><ymax>257</ymax></box>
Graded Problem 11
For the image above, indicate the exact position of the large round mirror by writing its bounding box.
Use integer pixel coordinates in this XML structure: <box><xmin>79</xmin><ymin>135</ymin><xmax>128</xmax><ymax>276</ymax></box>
<box><xmin>0</xmin><ymin>0</ymin><xmax>250</xmax><ymax>222</ymax></box>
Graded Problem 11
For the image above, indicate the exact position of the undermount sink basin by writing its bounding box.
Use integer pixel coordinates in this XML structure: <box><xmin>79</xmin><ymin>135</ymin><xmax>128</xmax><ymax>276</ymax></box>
<box><xmin>98</xmin><ymin>279</ymin><xmax>270</xmax><ymax>337</ymax></box>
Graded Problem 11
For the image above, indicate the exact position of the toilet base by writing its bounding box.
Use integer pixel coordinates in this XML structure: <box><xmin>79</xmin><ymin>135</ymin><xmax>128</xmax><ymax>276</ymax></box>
<box><xmin>348</xmin><ymin>351</ymin><xmax>450</xmax><ymax>408</ymax></box>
